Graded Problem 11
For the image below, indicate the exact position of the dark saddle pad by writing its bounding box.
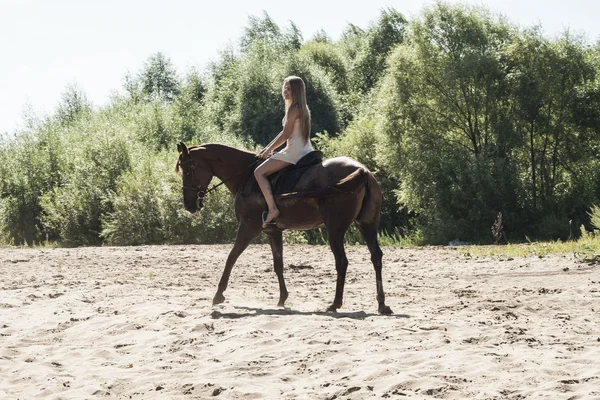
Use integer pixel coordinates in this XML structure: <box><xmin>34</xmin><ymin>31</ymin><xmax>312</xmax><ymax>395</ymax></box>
<box><xmin>241</xmin><ymin>150</ymin><xmax>323</xmax><ymax>196</ymax></box>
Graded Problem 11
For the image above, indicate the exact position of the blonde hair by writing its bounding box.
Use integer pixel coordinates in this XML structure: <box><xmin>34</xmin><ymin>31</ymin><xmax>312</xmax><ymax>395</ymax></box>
<box><xmin>283</xmin><ymin>76</ymin><xmax>311</xmax><ymax>142</ymax></box>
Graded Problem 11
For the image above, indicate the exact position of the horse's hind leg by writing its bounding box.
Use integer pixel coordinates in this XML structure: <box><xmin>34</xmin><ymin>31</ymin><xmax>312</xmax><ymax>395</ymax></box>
<box><xmin>213</xmin><ymin>223</ymin><xmax>260</xmax><ymax>305</ymax></box>
<box><xmin>357</xmin><ymin>222</ymin><xmax>393</xmax><ymax>315</ymax></box>
<box><xmin>327</xmin><ymin>231</ymin><xmax>348</xmax><ymax>312</ymax></box>
<box><xmin>266</xmin><ymin>230</ymin><xmax>288</xmax><ymax>307</ymax></box>
<box><xmin>323</xmin><ymin>200</ymin><xmax>355</xmax><ymax>312</ymax></box>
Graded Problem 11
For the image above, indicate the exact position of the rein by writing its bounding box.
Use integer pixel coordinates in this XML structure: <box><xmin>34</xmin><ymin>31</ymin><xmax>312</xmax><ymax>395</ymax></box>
<box><xmin>180</xmin><ymin>155</ymin><xmax>262</xmax><ymax>209</ymax></box>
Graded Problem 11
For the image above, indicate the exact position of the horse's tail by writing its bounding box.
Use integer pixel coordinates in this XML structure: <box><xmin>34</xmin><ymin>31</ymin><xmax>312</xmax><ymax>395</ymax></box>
<box><xmin>331</xmin><ymin>167</ymin><xmax>369</xmax><ymax>194</ymax></box>
<box><xmin>277</xmin><ymin>167</ymin><xmax>368</xmax><ymax>200</ymax></box>
<box><xmin>356</xmin><ymin>171</ymin><xmax>383</xmax><ymax>226</ymax></box>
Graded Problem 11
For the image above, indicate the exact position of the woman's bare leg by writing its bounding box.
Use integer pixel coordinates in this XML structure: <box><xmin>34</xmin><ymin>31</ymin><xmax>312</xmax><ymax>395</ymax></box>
<box><xmin>254</xmin><ymin>158</ymin><xmax>292</xmax><ymax>227</ymax></box>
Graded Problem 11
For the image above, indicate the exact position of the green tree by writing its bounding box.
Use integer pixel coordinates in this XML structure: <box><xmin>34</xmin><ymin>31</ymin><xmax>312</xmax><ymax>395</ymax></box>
<box><xmin>508</xmin><ymin>30</ymin><xmax>599</xmax><ymax>234</ymax></box>
<box><xmin>240</xmin><ymin>12</ymin><xmax>303</xmax><ymax>52</ymax></box>
<box><xmin>56</xmin><ymin>83</ymin><xmax>92</xmax><ymax>126</ymax></box>
<box><xmin>202</xmin><ymin>14</ymin><xmax>342</xmax><ymax>145</ymax></box>
<box><xmin>172</xmin><ymin>68</ymin><xmax>207</xmax><ymax>143</ymax></box>
<box><xmin>374</xmin><ymin>3</ymin><xmax>521</xmax><ymax>242</ymax></box>
<box><xmin>343</xmin><ymin>8</ymin><xmax>407</xmax><ymax>95</ymax></box>
<box><xmin>299</xmin><ymin>41</ymin><xmax>349</xmax><ymax>95</ymax></box>
<box><xmin>125</xmin><ymin>52</ymin><xmax>180</xmax><ymax>103</ymax></box>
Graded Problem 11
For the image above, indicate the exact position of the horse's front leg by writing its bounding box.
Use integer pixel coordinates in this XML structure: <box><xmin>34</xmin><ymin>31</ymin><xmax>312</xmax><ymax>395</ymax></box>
<box><xmin>213</xmin><ymin>223</ymin><xmax>260</xmax><ymax>305</ymax></box>
<box><xmin>266</xmin><ymin>230</ymin><xmax>288</xmax><ymax>307</ymax></box>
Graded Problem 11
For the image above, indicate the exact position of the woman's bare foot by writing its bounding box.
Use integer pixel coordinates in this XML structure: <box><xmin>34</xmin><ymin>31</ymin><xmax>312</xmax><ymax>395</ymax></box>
<box><xmin>262</xmin><ymin>209</ymin><xmax>280</xmax><ymax>227</ymax></box>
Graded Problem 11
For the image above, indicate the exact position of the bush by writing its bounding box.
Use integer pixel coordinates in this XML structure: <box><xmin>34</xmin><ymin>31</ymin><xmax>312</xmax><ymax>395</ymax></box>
<box><xmin>39</xmin><ymin>127</ymin><xmax>132</xmax><ymax>246</ymax></box>
<box><xmin>0</xmin><ymin>127</ymin><xmax>65</xmax><ymax>245</ymax></box>
<box><xmin>41</xmin><ymin>184</ymin><xmax>105</xmax><ymax>246</ymax></box>
<box><xmin>101</xmin><ymin>152</ymin><xmax>239</xmax><ymax>245</ymax></box>
<box><xmin>0</xmin><ymin>194</ymin><xmax>40</xmax><ymax>245</ymax></box>
<box><xmin>536</xmin><ymin>214</ymin><xmax>571</xmax><ymax>241</ymax></box>
<box><xmin>101</xmin><ymin>152</ymin><xmax>176</xmax><ymax>245</ymax></box>
<box><xmin>589</xmin><ymin>204</ymin><xmax>600</xmax><ymax>231</ymax></box>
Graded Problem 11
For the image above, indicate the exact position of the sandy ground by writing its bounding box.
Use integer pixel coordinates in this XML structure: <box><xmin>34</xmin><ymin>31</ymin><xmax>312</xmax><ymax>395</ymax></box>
<box><xmin>1</xmin><ymin>244</ymin><xmax>599</xmax><ymax>399</ymax></box>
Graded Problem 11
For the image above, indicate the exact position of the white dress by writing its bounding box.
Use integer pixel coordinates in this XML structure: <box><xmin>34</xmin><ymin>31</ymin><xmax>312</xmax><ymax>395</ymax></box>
<box><xmin>270</xmin><ymin>119</ymin><xmax>313</xmax><ymax>165</ymax></box>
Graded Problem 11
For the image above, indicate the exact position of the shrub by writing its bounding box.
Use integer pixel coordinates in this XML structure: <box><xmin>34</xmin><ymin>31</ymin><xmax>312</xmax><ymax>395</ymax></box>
<box><xmin>0</xmin><ymin>127</ymin><xmax>64</xmax><ymax>245</ymax></box>
<box><xmin>39</xmin><ymin>128</ymin><xmax>132</xmax><ymax>246</ymax></box>
<box><xmin>536</xmin><ymin>214</ymin><xmax>571</xmax><ymax>241</ymax></box>
<box><xmin>101</xmin><ymin>152</ymin><xmax>239</xmax><ymax>245</ymax></box>
<box><xmin>589</xmin><ymin>204</ymin><xmax>600</xmax><ymax>231</ymax></box>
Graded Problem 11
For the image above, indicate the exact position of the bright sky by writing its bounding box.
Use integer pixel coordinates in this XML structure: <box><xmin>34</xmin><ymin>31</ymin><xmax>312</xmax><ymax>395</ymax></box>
<box><xmin>2</xmin><ymin>0</ymin><xmax>600</xmax><ymax>134</ymax></box>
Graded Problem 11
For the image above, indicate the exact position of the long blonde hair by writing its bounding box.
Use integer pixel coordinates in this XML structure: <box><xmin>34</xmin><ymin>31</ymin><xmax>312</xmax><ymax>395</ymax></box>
<box><xmin>283</xmin><ymin>76</ymin><xmax>311</xmax><ymax>142</ymax></box>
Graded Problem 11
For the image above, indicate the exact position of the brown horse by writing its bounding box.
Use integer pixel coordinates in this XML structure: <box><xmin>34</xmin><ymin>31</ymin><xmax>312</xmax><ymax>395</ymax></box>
<box><xmin>175</xmin><ymin>142</ymin><xmax>392</xmax><ymax>315</ymax></box>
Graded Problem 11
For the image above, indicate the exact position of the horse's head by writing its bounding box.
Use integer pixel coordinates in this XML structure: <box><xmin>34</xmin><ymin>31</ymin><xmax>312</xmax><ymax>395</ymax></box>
<box><xmin>175</xmin><ymin>142</ymin><xmax>214</xmax><ymax>214</ymax></box>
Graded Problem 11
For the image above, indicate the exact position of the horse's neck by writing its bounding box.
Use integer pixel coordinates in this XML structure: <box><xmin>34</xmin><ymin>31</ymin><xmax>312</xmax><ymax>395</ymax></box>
<box><xmin>204</xmin><ymin>144</ymin><xmax>256</xmax><ymax>194</ymax></box>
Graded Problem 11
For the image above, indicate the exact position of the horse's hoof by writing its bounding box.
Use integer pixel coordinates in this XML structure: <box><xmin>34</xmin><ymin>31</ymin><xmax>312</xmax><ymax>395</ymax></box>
<box><xmin>277</xmin><ymin>292</ymin><xmax>289</xmax><ymax>307</ymax></box>
<box><xmin>379</xmin><ymin>305</ymin><xmax>393</xmax><ymax>315</ymax></box>
<box><xmin>213</xmin><ymin>293</ymin><xmax>225</xmax><ymax>305</ymax></box>
<box><xmin>326</xmin><ymin>304</ymin><xmax>339</xmax><ymax>312</ymax></box>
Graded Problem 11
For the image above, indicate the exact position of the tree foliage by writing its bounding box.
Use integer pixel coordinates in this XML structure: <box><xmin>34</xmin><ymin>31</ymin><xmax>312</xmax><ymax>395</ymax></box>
<box><xmin>125</xmin><ymin>52</ymin><xmax>180</xmax><ymax>103</ymax></box>
<box><xmin>1</xmin><ymin>5</ymin><xmax>599</xmax><ymax>246</ymax></box>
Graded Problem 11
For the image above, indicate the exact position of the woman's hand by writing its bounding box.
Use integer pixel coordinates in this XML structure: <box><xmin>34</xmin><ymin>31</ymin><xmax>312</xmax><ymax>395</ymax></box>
<box><xmin>259</xmin><ymin>147</ymin><xmax>272</xmax><ymax>159</ymax></box>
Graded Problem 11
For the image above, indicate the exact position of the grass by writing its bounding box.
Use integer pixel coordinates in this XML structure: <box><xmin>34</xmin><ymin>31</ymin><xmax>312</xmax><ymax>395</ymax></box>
<box><xmin>458</xmin><ymin>234</ymin><xmax>600</xmax><ymax>260</ymax></box>
<box><xmin>0</xmin><ymin>240</ymin><xmax>60</xmax><ymax>249</ymax></box>
<box><xmin>1</xmin><ymin>227</ymin><xmax>597</xmax><ymax>264</ymax></box>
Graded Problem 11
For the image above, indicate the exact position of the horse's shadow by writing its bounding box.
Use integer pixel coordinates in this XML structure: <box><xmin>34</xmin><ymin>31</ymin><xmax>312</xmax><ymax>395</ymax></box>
<box><xmin>210</xmin><ymin>306</ymin><xmax>410</xmax><ymax>320</ymax></box>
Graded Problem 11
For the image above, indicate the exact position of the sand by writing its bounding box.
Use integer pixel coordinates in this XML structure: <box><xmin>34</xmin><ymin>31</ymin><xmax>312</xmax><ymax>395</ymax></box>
<box><xmin>1</xmin><ymin>244</ymin><xmax>599</xmax><ymax>399</ymax></box>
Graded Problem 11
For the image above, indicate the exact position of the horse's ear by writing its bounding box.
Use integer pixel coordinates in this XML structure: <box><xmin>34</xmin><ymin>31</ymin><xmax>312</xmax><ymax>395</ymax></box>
<box><xmin>177</xmin><ymin>143</ymin><xmax>182</xmax><ymax>153</ymax></box>
<box><xmin>180</xmin><ymin>142</ymin><xmax>189</xmax><ymax>156</ymax></box>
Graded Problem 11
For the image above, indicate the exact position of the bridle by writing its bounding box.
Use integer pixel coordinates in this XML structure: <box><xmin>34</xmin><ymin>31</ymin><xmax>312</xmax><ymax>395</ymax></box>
<box><xmin>178</xmin><ymin>155</ymin><xmax>262</xmax><ymax>210</ymax></box>
<box><xmin>179</xmin><ymin>157</ymin><xmax>209</xmax><ymax>210</ymax></box>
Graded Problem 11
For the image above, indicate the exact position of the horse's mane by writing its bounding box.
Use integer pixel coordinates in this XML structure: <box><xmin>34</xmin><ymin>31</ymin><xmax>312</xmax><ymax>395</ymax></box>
<box><xmin>196</xmin><ymin>143</ymin><xmax>256</xmax><ymax>156</ymax></box>
<box><xmin>175</xmin><ymin>143</ymin><xmax>256</xmax><ymax>174</ymax></box>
